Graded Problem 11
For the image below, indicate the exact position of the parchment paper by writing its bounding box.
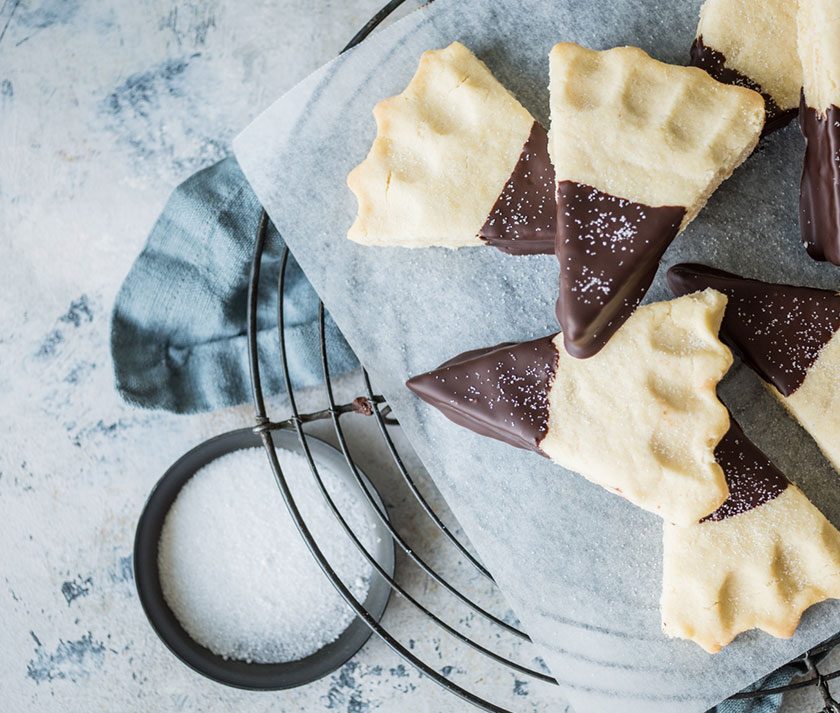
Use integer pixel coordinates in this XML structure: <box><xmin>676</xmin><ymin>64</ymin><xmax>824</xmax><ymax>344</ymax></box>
<box><xmin>233</xmin><ymin>1</ymin><xmax>840</xmax><ymax>710</ymax></box>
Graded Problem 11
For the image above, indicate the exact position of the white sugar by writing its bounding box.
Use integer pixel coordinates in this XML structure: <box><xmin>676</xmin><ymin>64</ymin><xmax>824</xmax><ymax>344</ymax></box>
<box><xmin>158</xmin><ymin>447</ymin><xmax>378</xmax><ymax>663</ymax></box>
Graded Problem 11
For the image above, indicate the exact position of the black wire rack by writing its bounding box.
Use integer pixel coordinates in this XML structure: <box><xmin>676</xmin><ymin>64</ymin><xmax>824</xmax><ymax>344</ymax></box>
<box><xmin>244</xmin><ymin>2</ymin><xmax>840</xmax><ymax>710</ymax></box>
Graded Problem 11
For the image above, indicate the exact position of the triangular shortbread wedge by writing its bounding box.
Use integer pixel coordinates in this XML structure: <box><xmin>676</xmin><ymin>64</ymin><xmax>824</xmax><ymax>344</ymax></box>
<box><xmin>662</xmin><ymin>419</ymin><xmax>840</xmax><ymax>653</ymax></box>
<box><xmin>548</xmin><ymin>43</ymin><xmax>764</xmax><ymax>358</ymax></box>
<box><xmin>690</xmin><ymin>0</ymin><xmax>802</xmax><ymax>135</ymax></box>
<box><xmin>797</xmin><ymin>0</ymin><xmax>840</xmax><ymax>265</ymax></box>
<box><xmin>347</xmin><ymin>42</ymin><xmax>554</xmax><ymax>254</ymax></box>
<box><xmin>668</xmin><ymin>263</ymin><xmax>840</xmax><ymax>474</ymax></box>
<box><xmin>407</xmin><ymin>290</ymin><xmax>733</xmax><ymax>526</ymax></box>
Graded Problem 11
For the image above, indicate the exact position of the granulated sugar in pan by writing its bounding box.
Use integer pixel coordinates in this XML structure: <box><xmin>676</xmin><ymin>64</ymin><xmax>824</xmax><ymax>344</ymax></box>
<box><xmin>158</xmin><ymin>447</ymin><xmax>378</xmax><ymax>663</ymax></box>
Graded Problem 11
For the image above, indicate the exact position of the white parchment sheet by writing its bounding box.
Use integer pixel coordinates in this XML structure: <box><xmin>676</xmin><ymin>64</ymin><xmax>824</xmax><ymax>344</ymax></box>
<box><xmin>234</xmin><ymin>1</ymin><xmax>840</xmax><ymax>710</ymax></box>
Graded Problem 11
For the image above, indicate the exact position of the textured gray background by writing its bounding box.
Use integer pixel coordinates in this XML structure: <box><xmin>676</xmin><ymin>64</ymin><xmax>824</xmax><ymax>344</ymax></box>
<box><xmin>1</xmin><ymin>1</ymin><xmax>574</xmax><ymax>712</ymax></box>
<box><xmin>235</xmin><ymin>0</ymin><xmax>840</xmax><ymax>711</ymax></box>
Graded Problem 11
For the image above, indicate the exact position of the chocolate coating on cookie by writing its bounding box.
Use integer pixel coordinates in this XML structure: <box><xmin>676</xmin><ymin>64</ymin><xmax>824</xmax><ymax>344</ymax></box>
<box><xmin>799</xmin><ymin>101</ymin><xmax>840</xmax><ymax>265</ymax></box>
<box><xmin>701</xmin><ymin>419</ymin><xmax>789</xmax><ymax>522</ymax></box>
<box><xmin>479</xmin><ymin>122</ymin><xmax>556</xmax><ymax>256</ymax></box>
<box><xmin>406</xmin><ymin>336</ymin><xmax>558</xmax><ymax>454</ymax></box>
<box><xmin>690</xmin><ymin>37</ymin><xmax>796</xmax><ymax>135</ymax></box>
<box><xmin>555</xmin><ymin>182</ymin><xmax>684</xmax><ymax>359</ymax></box>
<box><xmin>667</xmin><ymin>263</ymin><xmax>840</xmax><ymax>396</ymax></box>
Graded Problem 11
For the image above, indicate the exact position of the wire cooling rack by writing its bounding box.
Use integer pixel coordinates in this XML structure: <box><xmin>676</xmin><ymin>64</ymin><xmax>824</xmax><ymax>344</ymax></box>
<box><xmin>245</xmin><ymin>2</ymin><xmax>840</xmax><ymax>710</ymax></box>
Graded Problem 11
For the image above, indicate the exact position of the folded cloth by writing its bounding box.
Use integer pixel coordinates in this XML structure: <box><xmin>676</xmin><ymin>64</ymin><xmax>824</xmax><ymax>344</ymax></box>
<box><xmin>712</xmin><ymin>668</ymin><xmax>791</xmax><ymax>713</ymax></box>
<box><xmin>111</xmin><ymin>157</ymin><xmax>358</xmax><ymax>414</ymax></box>
<box><xmin>712</xmin><ymin>631</ymin><xmax>840</xmax><ymax>713</ymax></box>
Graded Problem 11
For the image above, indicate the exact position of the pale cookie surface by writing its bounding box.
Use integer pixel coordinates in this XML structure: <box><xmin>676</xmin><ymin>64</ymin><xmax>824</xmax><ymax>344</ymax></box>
<box><xmin>548</xmin><ymin>43</ymin><xmax>764</xmax><ymax>227</ymax></box>
<box><xmin>798</xmin><ymin>0</ymin><xmax>840</xmax><ymax>110</ymax></box>
<box><xmin>662</xmin><ymin>485</ymin><xmax>840</xmax><ymax>653</ymax></box>
<box><xmin>696</xmin><ymin>0</ymin><xmax>802</xmax><ymax>113</ymax></box>
<box><xmin>667</xmin><ymin>264</ymin><xmax>840</xmax><ymax>479</ymax></box>
<box><xmin>540</xmin><ymin>289</ymin><xmax>733</xmax><ymax>526</ymax></box>
<box><xmin>347</xmin><ymin>41</ymin><xmax>535</xmax><ymax>248</ymax></box>
<box><xmin>777</xmin><ymin>332</ymin><xmax>840</xmax><ymax>475</ymax></box>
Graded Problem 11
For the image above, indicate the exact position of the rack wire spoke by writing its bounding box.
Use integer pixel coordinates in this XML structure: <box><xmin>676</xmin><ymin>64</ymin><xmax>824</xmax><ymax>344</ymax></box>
<box><xmin>250</xmin><ymin>213</ymin><xmax>512</xmax><ymax>712</ymax></box>
<box><xmin>357</xmin><ymin>366</ymin><xmax>495</xmax><ymax>582</ymax></box>
<box><xmin>257</xmin><ymin>429</ymin><xmax>509</xmax><ymax>712</ymax></box>
<box><xmin>312</xmin><ymin>309</ymin><xmax>552</xmax><ymax>680</ymax></box>
<box><xmin>296</xmin><ymin>445</ymin><xmax>556</xmax><ymax>682</ymax></box>
<box><xmin>307</xmin><ymin>300</ymin><xmax>528</xmax><ymax>642</ymax></box>
<box><xmin>277</xmin><ymin>246</ymin><xmax>551</xmax><ymax>677</ymax></box>
<box><xmin>281</xmin><ymin>407</ymin><xmax>555</xmax><ymax>679</ymax></box>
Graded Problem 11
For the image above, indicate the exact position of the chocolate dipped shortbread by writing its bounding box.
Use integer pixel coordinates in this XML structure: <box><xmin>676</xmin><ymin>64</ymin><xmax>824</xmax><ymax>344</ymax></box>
<box><xmin>690</xmin><ymin>0</ymin><xmax>802</xmax><ymax>135</ymax></box>
<box><xmin>548</xmin><ymin>44</ymin><xmax>764</xmax><ymax>358</ymax></box>
<box><xmin>662</xmin><ymin>419</ymin><xmax>840</xmax><ymax>653</ymax></box>
<box><xmin>407</xmin><ymin>290</ymin><xmax>733</xmax><ymax>526</ymax></box>
<box><xmin>347</xmin><ymin>42</ymin><xmax>554</xmax><ymax>254</ymax></box>
<box><xmin>668</xmin><ymin>263</ymin><xmax>840</xmax><ymax>475</ymax></box>
<box><xmin>797</xmin><ymin>0</ymin><xmax>840</xmax><ymax>264</ymax></box>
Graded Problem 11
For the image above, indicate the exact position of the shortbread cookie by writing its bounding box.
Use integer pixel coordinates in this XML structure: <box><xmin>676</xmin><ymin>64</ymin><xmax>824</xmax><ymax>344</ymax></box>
<box><xmin>691</xmin><ymin>0</ymin><xmax>801</xmax><ymax>134</ymax></box>
<box><xmin>668</xmin><ymin>263</ymin><xmax>840</xmax><ymax>475</ymax></box>
<box><xmin>797</xmin><ymin>0</ymin><xmax>840</xmax><ymax>265</ymax></box>
<box><xmin>661</xmin><ymin>419</ymin><xmax>840</xmax><ymax>653</ymax></box>
<box><xmin>407</xmin><ymin>290</ymin><xmax>733</xmax><ymax>525</ymax></box>
<box><xmin>347</xmin><ymin>42</ymin><xmax>554</xmax><ymax>254</ymax></box>
<box><xmin>548</xmin><ymin>43</ymin><xmax>764</xmax><ymax>358</ymax></box>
